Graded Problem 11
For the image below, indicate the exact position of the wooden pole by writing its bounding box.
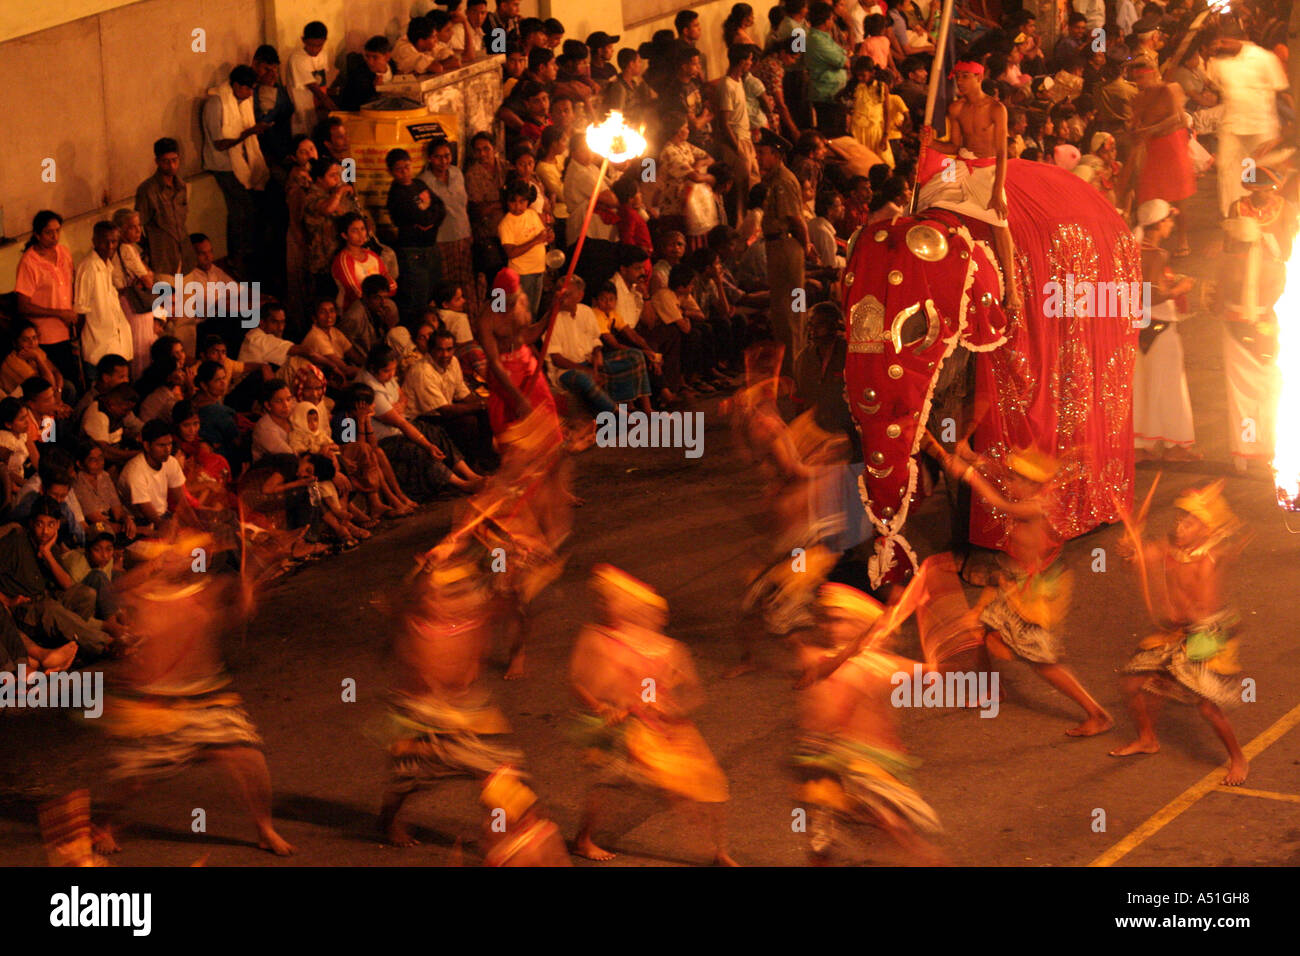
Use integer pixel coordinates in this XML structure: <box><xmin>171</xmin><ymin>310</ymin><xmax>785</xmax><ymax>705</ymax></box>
<box><xmin>910</xmin><ymin>0</ymin><xmax>957</xmax><ymax>214</ymax></box>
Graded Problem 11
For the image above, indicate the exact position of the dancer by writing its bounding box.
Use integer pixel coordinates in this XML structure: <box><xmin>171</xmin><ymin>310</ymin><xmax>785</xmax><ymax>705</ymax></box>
<box><xmin>1111</xmin><ymin>481</ymin><xmax>1250</xmax><ymax>785</ymax></box>
<box><xmin>91</xmin><ymin>532</ymin><xmax>294</xmax><ymax>856</ymax></box>
<box><xmin>479</xmin><ymin>266</ymin><xmax>561</xmax><ymax>438</ymax></box>
<box><xmin>918</xmin><ymin>62</ymin><xmax>1023</xmax><ymax>313</ymax></box>
<box><xmin>1131</xmin><ymin>200</ymin><xmax>1198</xmax><ymax>461</ymax></box>
<box><xmin>458</xmin><ymin>405</ymin><xmax>572</xmax><ymax>679</ymax></box>
<box><xmin>923</xmin><ymin>435</ymin><xmax>1113</xmax><ymax>736</ymax></box>
<box><xmin>726</xmin><ymin>343</ymin><xmax>847</xmax><ymax>677</ymax></box>
<box><xmin>378</xmin><ymin>541</ymin><xmax>525</xmax><ymax>847</ymax></box>
<box><xmin>570</xmin><ymin>564</ymin><xmax>737</xmax><ymax>865</ymax></box>
<box><xmin>794</xmin><ymin>584</ymin><xmax>944</xmax><ymax>865</ymax></box>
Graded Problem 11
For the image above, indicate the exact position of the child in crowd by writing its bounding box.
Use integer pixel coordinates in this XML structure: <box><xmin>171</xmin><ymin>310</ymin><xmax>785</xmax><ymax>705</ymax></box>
<box><xmin>498</xmin><ymin>179</ymin><xmax>552</xmax><ymax>313</ymax></box>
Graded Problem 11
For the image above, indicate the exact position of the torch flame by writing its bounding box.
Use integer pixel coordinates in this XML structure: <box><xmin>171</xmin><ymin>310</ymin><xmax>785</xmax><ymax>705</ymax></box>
<box><xmin>585</xmin><ymin>111</ymin><xmax>647</xmax><ymax>165</ymax></box>
<box><xmin>1273</xmin><ymin>253</ymin><xmax>1300</xmax><ymax>508</ymax></box>
<box><xmin>1207</xmin><ymin>0</ymin><xmax>1231</xmax><ymax>12</ymax></box>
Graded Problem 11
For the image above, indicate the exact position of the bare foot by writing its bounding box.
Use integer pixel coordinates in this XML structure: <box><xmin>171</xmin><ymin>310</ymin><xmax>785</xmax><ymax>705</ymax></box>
<box><xmin>1109</xmin><ymin>738</ymin><xmax>1160</xmax><ymax>757</ymax></box>
<box><xmin>574</xmin><ymin>837</ymin><xmax>616</xmax><ymax>861</ymax></box>
<box><xmin>1066</xmin><ymin>713</ymin><xmax>1114</xmax><ymax>737</ymax></box>
<box><xmin>383</xmin><ymin>822</ymin><xmax>420</xmax><ymax>847</ymax></box>
<box><xmin>43</xmin><ymin>642</ymin><xmax>78</xmax><ymax>673</ymax></box>
<box><xmin>713</xmin><ymin>851</ymin><xmax>741</xmax><ymax>866</ymax></box>
<box><xmin>1221</xmin><ymin>758</ymin><xmax>1248</xmax><ymax>786</ymax></box>
<box><xmin>258</xmin><ymin>826</ymin><xmax>295</xmax><ymax>856</ymax></box>
<box><xmin>91</xmin><ymin>824</ymin><xmax>122</xmax><ymax>855</ymax></box>
<box><xmin>504</xmin><ymin>652</ymin><xmax>525</xmax><ymax>681</ymax></box>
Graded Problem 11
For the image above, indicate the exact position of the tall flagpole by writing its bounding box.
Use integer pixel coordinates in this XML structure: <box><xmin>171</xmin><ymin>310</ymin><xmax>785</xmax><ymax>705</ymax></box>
<box><xmin>910</xmin><ymin>0</ymin><xmax>957</xmax><ymax>214</ymax></box>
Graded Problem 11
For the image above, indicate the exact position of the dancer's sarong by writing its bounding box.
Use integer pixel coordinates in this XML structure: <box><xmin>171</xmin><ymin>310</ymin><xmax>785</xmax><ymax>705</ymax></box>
<box><xmin>573</xmin><ymin>713</ymin><xmax>729</xmax><ymax>803</ymax></box>
<box><xmin>793</xmin><ymin>732</ymin><xmax>942</xmax><ymax>835</ymax></box>
<box><xmin>103</xmin><ymin>676</ymin><xmax>263</xmax><ymax>783</ymax></box>
<box><xmin>1122</xmin><ymin>611</ymin><xmax>1242</xmax><ymax>708</ymax></box>
<box><xmin>385</xmin><ymin>689</ymin><xmax>522</xmax><ymax>794</ymax></box>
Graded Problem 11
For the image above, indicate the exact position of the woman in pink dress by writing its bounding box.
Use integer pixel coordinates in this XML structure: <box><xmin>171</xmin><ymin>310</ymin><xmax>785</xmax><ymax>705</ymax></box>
<box><xmin>14</xmin><ymin>210</ymin><xmax>79</xmax><ymax>386</ymax></box>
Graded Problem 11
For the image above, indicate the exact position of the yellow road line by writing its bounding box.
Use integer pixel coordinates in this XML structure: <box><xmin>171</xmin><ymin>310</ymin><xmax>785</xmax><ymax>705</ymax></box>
<box><xmin>1213</xmin><ymin>786</ymin><xmax>1300</xmax><ymax>804</ymax></box>
<box><xmin>1090</xmin><ymin>701</ymin><xmax>1300</xmax><ymax>867</ymax></box>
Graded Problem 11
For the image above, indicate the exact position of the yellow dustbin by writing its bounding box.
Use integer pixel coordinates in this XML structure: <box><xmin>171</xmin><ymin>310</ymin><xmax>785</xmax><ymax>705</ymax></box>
<box><xmin>331</xmin><ymin>101</ymin><xmax>460</xmax><ymax>233</ymax></box>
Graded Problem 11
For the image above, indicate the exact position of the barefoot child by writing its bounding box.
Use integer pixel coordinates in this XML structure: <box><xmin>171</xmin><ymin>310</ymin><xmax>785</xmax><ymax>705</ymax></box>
<box><xmin>794</xmin><ymin>584</ymin><xmax>945</xmax><ymax>865</ymax></box>
<box><xmin>1110</xmin><ymin>480</ymin><xmax>1250</xmax><ymax>785</ymax></box>
<box><xmin>918</xmin><ymin>61</ymin><xmax>1023</xmax><ymax>313</ymax></box>
<box><xmin>569</xmin><ymin>564</ymin><xmax>737</xmax><ymax>865</ymax></box>
<box><xmin>924</xmin><ymin>435</ymin><xmax>1112</xmax><ymax>736</ymax></box>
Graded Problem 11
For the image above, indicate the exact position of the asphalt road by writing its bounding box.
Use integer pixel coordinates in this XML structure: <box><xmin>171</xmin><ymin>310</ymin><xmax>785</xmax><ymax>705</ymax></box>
<box><xmin>2</xmin><ymin>175</ymin><xmax>1297</xmax><ymax>867</ymax></box>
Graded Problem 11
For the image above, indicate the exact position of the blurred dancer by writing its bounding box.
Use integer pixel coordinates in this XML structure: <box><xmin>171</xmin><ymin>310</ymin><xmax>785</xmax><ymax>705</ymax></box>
<box><xmin>794</xmin><ymin>584</ymin><xmax>944</xmax><ymax>865</ymax></box>
<box><xmin>379</xmin><ymin>542</ymin><xmax>525</xmax><ymax>846</ymax></box>
<box><xmin>1112</xmin><ymin>481</ymin><xmax>1250</xmax><ymax>785</ymax></box>
<box><xmin>570</xmin><ymin>565</ymin><xmax>737</xmax><ymax>865</ymax></box>
<box><xmin>91</xmin><ymin>533</ymin><xmax>294</xmax><ymax>856</ymax></box>
<box><xmin>726</xmin><ymin>344</ymin><xmax>847</xmax><ymax>677</ymax></box>
<box><xmin>924</xmin><ymin>436</ymin><xmax>1112</xmax><ymax>736</ymax></box>
<box><xmin>457</xmin><ymin>405</ymin><xmax>572</xmax><ymax>679</ymax></box>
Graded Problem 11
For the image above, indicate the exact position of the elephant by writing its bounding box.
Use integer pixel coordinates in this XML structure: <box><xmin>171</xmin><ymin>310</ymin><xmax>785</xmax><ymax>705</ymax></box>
<box><xmin>841</xmin><ymin>160</ymin><xmax>1144</xmax><ymax>588</ymax></box>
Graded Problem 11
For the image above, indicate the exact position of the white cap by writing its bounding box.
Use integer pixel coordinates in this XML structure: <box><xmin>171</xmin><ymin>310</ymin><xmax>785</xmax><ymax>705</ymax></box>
<box><xmin>1136</xmin><ymin>199</ymin><xmax>1172</xmax><ymax>227</ymax></box>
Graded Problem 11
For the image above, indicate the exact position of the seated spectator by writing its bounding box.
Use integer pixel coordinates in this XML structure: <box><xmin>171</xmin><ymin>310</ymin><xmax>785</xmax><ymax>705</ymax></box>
<box><xmin>80</xmin><ymin>383</ymin><xmax>140</xmax><ymax>466</ymax></box>
<box><xmin>199</xmin><ymin>333</ymin><xmax>265</xmax><ymax>411</ymax></box>
<box><xmin>432</xmin><ymin>282</ymin><xmax>488</xmax><ymax>387</ymax></box>
<box><xmin>334</xmin><ymin>35</ymin><xmax>394</xmax><ymax>111</ymax></box>
<box><xmin>810</xmin><ymin>190</ymin><xmax>845</xmax><ymax>269</ymax></box>
<box><xmin>118</xmin><ymin>420</ymin><xmax>188</xmax><ymax>536</ymax></box>
<box><xmin>0</xmin><ymin>397</ymin><xmax>37</xmax><ymax>502</ymax></box>
<box><xmin>22</xmin><ymin>376</ymin><xmax>74</xmax><ymax>449</ymax></box>
<box><xmin>331</xmin><ymin>212</ymin><xmax>395</xmax><ymax>311</ymax></box>
<box><xmin>0</xmin><ymin>496</ymin><xmax>117</xmax><ymax>662</ymax></box>
<box><xmin>590</xmin><ymin>280</ymin><xmax>660</xmax><ymax>414</ymax></box>
<box><xmin>11</xmin><ymin>449</ymin><xmax>87</xmax><ymax>547</ymax></box>
<box><xmin>72</xmin><ymin>354</ymin><xmax>132</xmax><ymax>427</ymax></box>
<box><xmin>192</xmin><ymin>360</ymin><xmax>244</xmax><ymax>468</ymax></box>
<box><xmin>171</xmin><ymin>399</ymin><xmax>234</xmax><ymax>510</ymax></box>
<box><xmin>356</xmin><ymin>344</ymin><xmax>484</xmax><ymax>500</ymax></box>
<box><xmin>394</xmin><ymin>15</ymin><xmax>455</xmax><ymax>75</ymax></box>
<box><xmin>301</xmin><ymin>298</ymin><xmax>364</xmax><ymax>382</ymax></box>
<box><xmin>252</xmin><ymin>378</ymin><xmax>297</xmax><ymax>461</ymax></box>
<box><xmin>1</xmin><ymin>321</ymin><xmax>64</xmax><ymax>399</ymax></box>
<box><xmin>239</xmin><ymin>300</ymin><xmax>348</xmax><ymax>383</ymax></box>
<box><xmin>547</xmin><ymin>277</ymin><xmax>633</xmax><ymax>419</ymax></box>
<box><xmin>59</xmin><ymin>530</ymin><xmax>123</xmax><ymax>625</ymax></box>
<box><xmin>404</xmin><ymin>327</ymin><xmax>495</xmax><ymax>469</ymax></box>
<box><xmin>238</xmin><ymin>452</ymin><xmax>331</xmax><ymax>559</ymax></box>
<box><xmin>74</xmin><ymin>444</ymin><xmax>136</xmax><ymax>540</ymax></box>
<box><xmin>307</xmin><ymin>452</ymin><xmax>371</xmax><ymax>548</ymax></box>
<box><xmin>136</xmin><ymin>360</ymin><xmax>188</xmax><ymax>425</ymax></box>
<box><xmin>332</xmin><ymin>382</ymin><xmax>415</xmax><ymax>518</ymax></box>
<box><xmin>338</xmin><ymin>274</ymin><xmax>399</xmax><ymax>356</ymax></box>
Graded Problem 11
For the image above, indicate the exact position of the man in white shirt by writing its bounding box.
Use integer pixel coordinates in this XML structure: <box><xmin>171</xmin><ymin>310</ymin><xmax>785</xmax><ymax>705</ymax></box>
<box><xmin>545</xmin><ymin>279</ymin><xmax>617</xmax><ymax>416</ymax></box>
<box><xmin>81</xmin><ymin>384</ymin><xmax>139</xmax><ymax>466</ymax></box>
<box><xmin>1207</xmin><ymin>33</ymin><xmax>1291</xmax><ymax>215</ymax></box>
<box><xmin>406</xmin><ymin>329</ymin><xmax>494</xmax><ymax>467</ymax></box>
<box><xmin>238</xmin><ymin>302</ymin><xmax>346</xmax><ymax>381</ymax></box>
<box><xmin>202</xmin><ymin>65</ymin><xmax>270</xmax><ymax>280</ymax></box>
<box><xmin>175</xmin><ymin>234</ymin><xmax>237</xmax><ymax>360</ymax></box>
<box><xmin>118</xmin><ymin>421</ymin><xmax>187</xmax><ymax>535</ymax></box>
<box><xmin>562</xmin><ymin>136</ymin><xmax>619</xmax><ymax>248</ymax></box>
<box><xmin>74</xmin><ymin>222</ymin><xmax>135</xmax><ymax>379</ymax></box>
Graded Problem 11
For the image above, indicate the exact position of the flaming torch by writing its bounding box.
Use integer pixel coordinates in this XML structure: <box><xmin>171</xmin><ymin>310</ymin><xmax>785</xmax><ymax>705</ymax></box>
<box><xmin>1273</xmin><ymin>254</ymin><xmax>1300</xmax><ymax>519</ymax></box>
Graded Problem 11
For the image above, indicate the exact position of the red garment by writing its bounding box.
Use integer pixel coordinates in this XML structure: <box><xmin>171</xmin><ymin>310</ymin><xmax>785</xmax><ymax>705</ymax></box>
<box><xmin>1136</xmin><ymin>127</ymin><xmax>1195</xmax><ymax>204</ymax></box>
<box><xmin>618</xmin><ymin>204</ymin><xmax>653</xmax><ymax>258</ymax></box>
<box><xmin>331</xmin><ymin>248</ymin><xmax>392</xmax><ymax>312</ymax></box>
<box><xmin>486</xmin><ymin>345</ymin><xmax>561</xmax><ymax>436</ymax></box>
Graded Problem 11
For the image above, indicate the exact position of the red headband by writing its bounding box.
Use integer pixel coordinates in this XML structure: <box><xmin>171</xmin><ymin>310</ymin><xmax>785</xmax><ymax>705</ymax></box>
<box><xmin>951</xmin><ymin>61</ymin><xmax>985</xmax><ymax>77</ymax></box>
